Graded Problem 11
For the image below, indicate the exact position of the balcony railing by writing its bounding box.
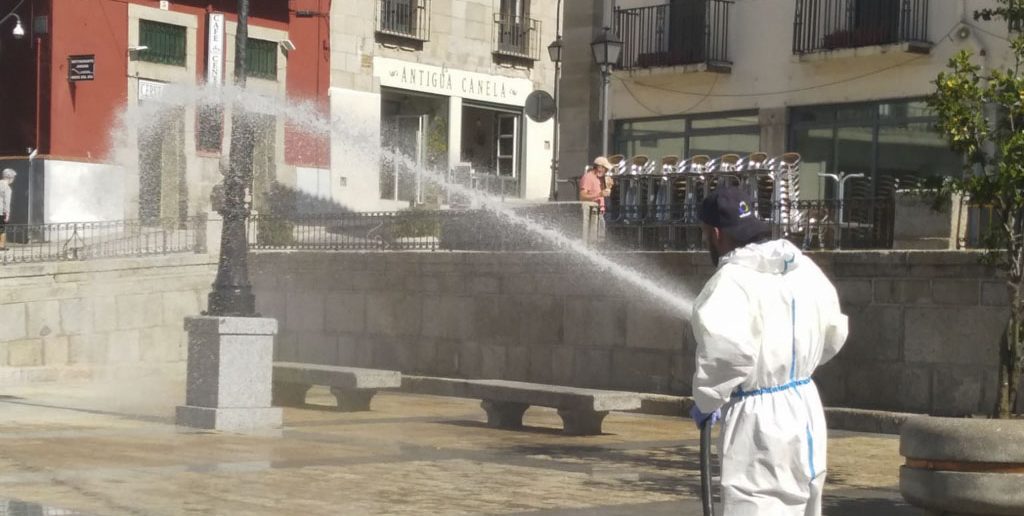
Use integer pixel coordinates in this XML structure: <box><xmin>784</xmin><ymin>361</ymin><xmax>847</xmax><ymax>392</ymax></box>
<box><xmin>376</xmin><ymin>0</ymin><xmax>430</xmax><ymax>41</ymax></box>
<box><xmin>793</xmin><ymin>0</ymin><xmax>929</xmax><ymax>55</ymax></box>
<box><xmin>615</xmin><ymin>0</ymin><xmax>732</xmax><ymax>71</ymax></box>
<box><xmin>493</xmin><ymin>14</ymin><xmax>541</xmax><ymax>60</ymax></box>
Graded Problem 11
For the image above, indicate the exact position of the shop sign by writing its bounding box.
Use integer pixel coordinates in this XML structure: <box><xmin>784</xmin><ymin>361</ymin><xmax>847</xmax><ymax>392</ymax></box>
<box><xmin>373</xmin><ymin>57</ymin><xmax>532</xmax><ymax>106</ymax></box>
<box><xmin>207</xmin><ymin>13</ymin><xmax>225</xmax><ymax>85</ymax></box>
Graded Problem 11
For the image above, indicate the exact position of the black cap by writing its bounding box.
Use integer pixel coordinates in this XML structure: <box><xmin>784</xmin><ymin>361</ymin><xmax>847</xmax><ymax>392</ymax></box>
<box><xmin>699</xmin><ymin>187</ymin><xmax>771</xmax><ymax>243</ymax></box>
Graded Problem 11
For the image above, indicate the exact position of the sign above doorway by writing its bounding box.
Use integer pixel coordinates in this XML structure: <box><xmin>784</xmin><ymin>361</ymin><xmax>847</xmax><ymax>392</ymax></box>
<box><xmin>373</xmin><ymin>57</ymin><xmax>532</xmax><ymax>107</ymax></box>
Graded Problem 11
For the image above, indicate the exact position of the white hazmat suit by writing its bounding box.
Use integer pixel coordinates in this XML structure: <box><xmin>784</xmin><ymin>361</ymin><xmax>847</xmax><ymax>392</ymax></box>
<box><xmin>691</xmin><ymin>239</ymin><xmax>848</xmax><ymax>516</ymax></box>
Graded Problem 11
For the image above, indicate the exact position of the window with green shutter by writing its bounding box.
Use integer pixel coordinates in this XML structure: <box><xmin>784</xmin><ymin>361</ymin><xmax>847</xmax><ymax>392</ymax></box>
<box><xmin>138</xmin><ymin>20</ymin><xmax>187</xmax><ymax>67</ymax></box>
<box><xmin>246</xmin><ymin>38</ymin><xmax>278</xmax><ymax>80</ymax></box>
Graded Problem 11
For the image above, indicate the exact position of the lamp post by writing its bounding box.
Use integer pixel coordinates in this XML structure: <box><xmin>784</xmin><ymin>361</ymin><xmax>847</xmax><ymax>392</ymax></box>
<box><xmin>207</xmin><ymin>0</ymin><xmax>256</xmax><ymax>316</ymax></box>
<box><xmin>590</xmin><ymin>26</ymin><xmax>621</xmax><ymax>157</ymax></box>
<box><xmin>547</xmin><ymin>36</ymin><xmax>562</xmax><ymax>201</ymax></box>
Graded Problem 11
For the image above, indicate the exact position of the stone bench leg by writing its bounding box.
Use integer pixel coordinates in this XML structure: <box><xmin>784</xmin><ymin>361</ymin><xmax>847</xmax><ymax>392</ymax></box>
<box><xmin>272</xmin><ymin>382</ymin><xmax>311</xmax><ymax>407</ymax></box>
<box><xmin>481</xmin><ymin>400</ymin><xmax>529</xmax><ymax>430</ymax></box>
<box><xmin>557</xmin><ymin>409</ymin><xmax>609</xmax><ymax>436</ymax></box>
<box><xmin>330</xmin><ymin>387</ymin><xmax>377</xmax><ymax>412</ymax></box>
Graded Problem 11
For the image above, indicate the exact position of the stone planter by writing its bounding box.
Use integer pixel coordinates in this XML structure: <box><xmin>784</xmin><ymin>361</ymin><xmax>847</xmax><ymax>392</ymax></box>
<box><xmin>900</xmin><ymin>416</ymin><xmax>1024</xmax><ymax>515</ymax></box>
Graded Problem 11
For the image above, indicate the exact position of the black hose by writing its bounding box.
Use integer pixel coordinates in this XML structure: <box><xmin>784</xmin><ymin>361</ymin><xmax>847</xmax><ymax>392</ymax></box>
<box><xmin>699</xmin><ymin>417</ymin><xmax>715</xmax><ymax>516</ymax></box>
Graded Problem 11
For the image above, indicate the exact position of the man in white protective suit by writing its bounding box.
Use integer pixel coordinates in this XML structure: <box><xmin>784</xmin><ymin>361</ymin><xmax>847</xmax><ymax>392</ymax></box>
<box><xmin>689</xmin><ymin>186</ymin><xmax>849</xmax><ymax>515</ymax></box>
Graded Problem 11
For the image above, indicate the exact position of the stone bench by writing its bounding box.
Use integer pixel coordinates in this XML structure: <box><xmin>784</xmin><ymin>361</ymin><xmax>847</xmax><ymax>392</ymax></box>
<box><xmin>403</xmin><ymin>377</ymin><xmax>643</xmax><ymax>435</ymax></box>
<box><xmin>272</xmin><ymin>362</ymin><xmax>401</xmax><ymax>411</ymax></box>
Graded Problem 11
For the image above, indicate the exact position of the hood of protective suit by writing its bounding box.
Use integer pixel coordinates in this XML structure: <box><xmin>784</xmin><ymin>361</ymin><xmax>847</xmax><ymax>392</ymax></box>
<box><xmin>719</xmin><ymin>238</ymin><xmax>803</xmax><ymax>275</ymax></box>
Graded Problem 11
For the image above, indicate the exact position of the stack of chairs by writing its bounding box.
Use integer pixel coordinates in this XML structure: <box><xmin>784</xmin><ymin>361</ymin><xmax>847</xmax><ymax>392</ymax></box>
<box><xmin>593</xmin><ymin>151</ymin><xmax>808</xmax><ymax>249</ymax></box>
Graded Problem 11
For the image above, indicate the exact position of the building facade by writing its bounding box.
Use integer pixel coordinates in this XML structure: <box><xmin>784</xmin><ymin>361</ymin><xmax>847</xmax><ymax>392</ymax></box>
<box><xmin>558</xmin><ymin>0</ymin><xmax>1013</xmax><ymax>205</ymax></box>
<box><xmin>0</xmin><ymin>0</ymin><xmax>330</xmax><ymax>224</ymax></box>
<box><xmin>327</xmin><ymin>0</ymin><xmax>559</xmax><ymax>211</ymax></box>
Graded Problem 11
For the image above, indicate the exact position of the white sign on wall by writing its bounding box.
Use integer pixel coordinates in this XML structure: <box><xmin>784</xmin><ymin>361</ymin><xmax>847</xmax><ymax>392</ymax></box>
<box><xmin>207</xmin><ymin>13</ymin><xmax>225</xmax><ymax>85</ymax></box>
<box><xmin>138</xmin><ymin>79</ymin><xmax>167</xmax><ymax>101</ymax></box>
<box><xmin>373</xmin><ymin>57</ymin><xmax>533</xmax><ymax>107</ymax></box>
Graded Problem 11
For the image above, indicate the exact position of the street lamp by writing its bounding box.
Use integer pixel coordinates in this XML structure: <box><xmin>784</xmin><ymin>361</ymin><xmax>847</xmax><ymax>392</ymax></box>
<box><xmin>207</xmin><ymin>0</ymin><xmax>257</xmax><ymax>316</ymax></box>
<box><xmin>590</xmin><ymin>27</ymin><xmax>621</xmax><ymax>157</ymax></box>
<box><xmin>0</xmin><ymin>0</ymin><xmax>25</xmax><ymax>40</ymax></box>
<box><xmin>547</xmin><ymin>36</ymin><xmax>562</xmax><ymax>201</ymax></box>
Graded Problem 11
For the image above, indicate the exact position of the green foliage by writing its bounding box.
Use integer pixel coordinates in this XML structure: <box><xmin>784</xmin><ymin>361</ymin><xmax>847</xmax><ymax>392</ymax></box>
<box><xmin>390</xmin><ymin>207</ymin><xmax>441</xmax><ymax>239</ymax></box>
<box><xmin>257</xmin><ymin>217</ymin><xmax>295</xmax><ymax>246</ymax></box>
<box><xmin>928</xmin><ymin>0</ymin><xmax>1024</xmax><ymax>417</ymax></box>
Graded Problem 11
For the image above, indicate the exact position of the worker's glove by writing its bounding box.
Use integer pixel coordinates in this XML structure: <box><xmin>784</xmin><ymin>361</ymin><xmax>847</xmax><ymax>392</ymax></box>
<box><xmin>690</xmin><ymin>405</ymin><xmax>721</xmax><ymax>429</ymax></box>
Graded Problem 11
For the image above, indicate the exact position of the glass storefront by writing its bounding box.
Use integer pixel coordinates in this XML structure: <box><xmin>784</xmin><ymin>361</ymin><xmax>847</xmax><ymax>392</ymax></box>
<box><xmin>789</xmin><ymin>99</ymin><xmax>962</xmax><ymax>200</ymax></box>
<box><xmin>614</xmin><ymin>111</ymin><xmax>760</xmax><ymax>162</ymax></box>
<box><xmin>380</xmin><ymin>89</ymin><xmax>449</xmax><ymax>205</ymax></box>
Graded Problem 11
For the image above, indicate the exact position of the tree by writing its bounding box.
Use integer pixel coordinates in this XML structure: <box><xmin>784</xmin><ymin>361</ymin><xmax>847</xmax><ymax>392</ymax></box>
<box><xmin>928</xmin><ymin>0</ymin><xmax>1023</xmax><ymax>418</ymax></box>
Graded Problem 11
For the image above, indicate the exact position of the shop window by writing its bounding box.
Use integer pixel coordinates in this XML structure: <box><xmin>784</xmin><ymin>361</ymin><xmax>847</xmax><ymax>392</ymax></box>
<box><xmin>789</xmin><ymin>99</ymin><xmax>962</xmax><ymax>201</ymax></box>
<box><xmin>614</xmin><ymin>111</ymin><xmax>760</xmax><ymax>161</ymax></box>
<box><xmin>246</xmin><ymin>38</ymin><xmax>278</xmax><ymax>81</ymax></box>
<box><xmin>139</xmin><ymin>20</ymin><xmax>187</xmax><ymax>67</ymax></box>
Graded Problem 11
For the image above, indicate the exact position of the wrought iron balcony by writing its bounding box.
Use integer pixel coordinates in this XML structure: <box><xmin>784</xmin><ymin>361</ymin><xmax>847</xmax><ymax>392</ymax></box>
<box><xmin>793</xmin><ymin>0</ymin><xmax>930</xmax><ymax>55</ymax></box>
<box><xmin>614</xmin><ymin>0</ymin><xmax>732</xmax><ymax>71</ymax></box>
<box><xmin>493</xmin><ymin>14</ymin><xmax>541</xmax><ymax>60</ymax></box>
<box><xmin>376</xmin><ymin>0</ymin><xmax>430</xmax><ymax>41</ymax></box>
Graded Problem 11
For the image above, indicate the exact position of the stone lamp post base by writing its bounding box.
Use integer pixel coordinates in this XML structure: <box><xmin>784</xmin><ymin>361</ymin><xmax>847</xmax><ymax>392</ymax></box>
<box><xmin>175</xmin><ymin>316</ymin><xmax>282</xmax><ymax>433</ymax></box>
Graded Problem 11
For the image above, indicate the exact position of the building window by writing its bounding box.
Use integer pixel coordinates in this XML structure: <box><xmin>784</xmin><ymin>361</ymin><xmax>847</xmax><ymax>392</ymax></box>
<box><xmin>376</xmin><ymin>0</ymin><xmax>430</xmax><ymax>41</ymax></box>
<box><xmin>789</xmin><ymin>98</ymin><xmax>962</xmax><ymax>201</ymax></box>
<box><xmin>139</xmin><ymin>20</ymin><xmax>187</xmax><ymax>67</ymax></box>
<box><xmin>793</xmin><ymin>0</ymin><xmax>930</xmax><ymax>54</ymax></box>
<box><xmin>246</xmin><ymin>38</ymin><xmax>278</xmax><ymax>81</ymax></box>
<box><xmin>493</xmin><ymin>0</ymin><xmax>540</xmax><ymax>61</ymax></box>
<box><xmin>614</xmin><ymin>111</ymin><xmax>760</xmax><ymax>162</ymax></box>
<box><xmin>196</xmin><ymin>105</ymin><xmax>224</xmax><ymax>153</ymax></box>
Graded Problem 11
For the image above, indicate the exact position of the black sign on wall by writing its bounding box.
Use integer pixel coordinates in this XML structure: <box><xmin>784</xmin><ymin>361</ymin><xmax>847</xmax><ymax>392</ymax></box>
<box><xmin>68</xmin><ymin>55</ymin><xmax>95</xmax><ymax>81</ymax></box>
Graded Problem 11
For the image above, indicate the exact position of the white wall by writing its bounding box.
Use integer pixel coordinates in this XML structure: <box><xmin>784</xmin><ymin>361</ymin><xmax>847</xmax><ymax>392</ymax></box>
<box><xmin>329</xmin><ymin>87</ymin><xmax>389</xmax><ymax>211</ymax></box>
<box><xmin>44</xmin><ymin>161</ymin><xmax>126</xmax><ymax>223</ymax></box>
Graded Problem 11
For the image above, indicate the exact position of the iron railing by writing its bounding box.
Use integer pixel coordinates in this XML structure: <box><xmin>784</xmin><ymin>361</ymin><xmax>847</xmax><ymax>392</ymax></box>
<box><xmin>0</xmin><ymin>217</ymin><xmax>204</xmax><ymax>265</ymax></box>
<box><xmin>793</xmin><ymin>0</ymin><xmax>930</xmax><ymax>54</ymax></box>
<box><xmin>493</xmin><ymin>14</ymin><xmax>541</xmax><ymax>60</ymax></box>
<box><xmin>376</xmin><ymin>0</ymin><xmax>430</xmax><ymax>41</ymax></box>
<box><xmin>247</xmin><ymin>199</ymin><xmax>897</xmax><ymax>253</ymax></box>
<box><xmin>601</xmin><ymin>198</ymin><xmax>895</xmax><ymax>251</ymax></box>
<box><xmin>615</xmin><ymin>0</ymin><xmax>732</xmax><ymax>70</ymax></box>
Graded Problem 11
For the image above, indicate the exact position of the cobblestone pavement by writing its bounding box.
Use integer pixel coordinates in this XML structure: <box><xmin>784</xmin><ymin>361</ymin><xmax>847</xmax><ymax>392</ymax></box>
<box><xmin>0</xmin><ymin>379</ymin><xmax>923</xmax><ymax>515</ymax></box>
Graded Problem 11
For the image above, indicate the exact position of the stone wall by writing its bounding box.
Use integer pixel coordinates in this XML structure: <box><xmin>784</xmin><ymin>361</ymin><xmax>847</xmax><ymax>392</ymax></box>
<box><xmin>252</xmin><ymin>250</ymin><xmax>1016</xmax><ymax>416</ymax></box>
<box><xmin>0</xmin><ymin>254</ymin><xmax>217</xmax><ymax>383</ymax></box>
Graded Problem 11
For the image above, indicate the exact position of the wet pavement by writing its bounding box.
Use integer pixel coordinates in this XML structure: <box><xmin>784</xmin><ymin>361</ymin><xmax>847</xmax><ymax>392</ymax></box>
<box><xmin>0</xmin><ymin>379</ymin><xmax>923</xmax><ymax>515</ymax></box>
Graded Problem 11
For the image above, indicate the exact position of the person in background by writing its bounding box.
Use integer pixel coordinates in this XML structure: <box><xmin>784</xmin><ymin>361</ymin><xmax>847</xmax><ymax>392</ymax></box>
<box><xmin>578</xmin><ymin>156</ymin><xmax>614</xmax><ymax>212</ymax></box>
<box><xmin>0</xmin><ymin>169</ymin><xmax>16</xmax><ymax>251</ymax></box>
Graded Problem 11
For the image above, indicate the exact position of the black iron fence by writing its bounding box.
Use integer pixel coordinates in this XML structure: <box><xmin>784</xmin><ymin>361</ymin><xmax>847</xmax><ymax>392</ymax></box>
<box><xmin>615</xmin><ymin>0</ymin><xmax>732</xmax><ymax>70</ymax></box>
<box><xmin>376</xmin><ymin>0</ymin><xmax>430</xmax><ymax>41</ymax></box>
<box><xmin>601</xmin><ymin>198</ymin><xmax>895</xmax><ymax>251</ymax></box>
<box><xmin>793</xmin><ymin>0</ymin><xmax>929</xmax><ymax>54</ymax></box>
<box><xmin>0</xmin><ymin>217</ymin><xmax>204</xmax><ymax>265</ymax></box>
<box><xmin>493</xmin><ymin>14</ymin><xmax>541</xmax><ymax>60</ymax></box>
<box><xmin>248</xmin><ymin>199</ymin><xmax>896</xmax><ymax>253</ymax></box>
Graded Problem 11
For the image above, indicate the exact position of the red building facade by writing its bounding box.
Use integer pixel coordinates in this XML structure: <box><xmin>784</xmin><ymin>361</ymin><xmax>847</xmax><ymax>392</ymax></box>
<box><xmin>0</xmin><ymin>0</ymin><xmax>330</xmax><ymax>223</ymax></box>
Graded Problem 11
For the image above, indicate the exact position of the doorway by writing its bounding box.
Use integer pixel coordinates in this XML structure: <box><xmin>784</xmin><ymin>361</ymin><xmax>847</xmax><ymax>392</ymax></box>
<box><xmin>380</xmin><ymin>90</ymin><xmax>449</xmax><ymax>206</ymax></box>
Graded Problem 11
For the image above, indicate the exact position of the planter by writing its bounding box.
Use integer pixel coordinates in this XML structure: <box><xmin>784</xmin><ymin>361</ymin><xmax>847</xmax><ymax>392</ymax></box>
<box><xmin>900</xmin><ymin>416</ymin><xmax>1024</xmax><ymax>515</ymax></box>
